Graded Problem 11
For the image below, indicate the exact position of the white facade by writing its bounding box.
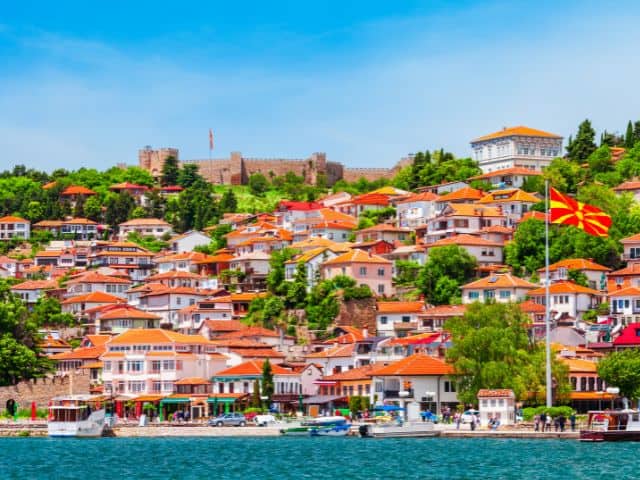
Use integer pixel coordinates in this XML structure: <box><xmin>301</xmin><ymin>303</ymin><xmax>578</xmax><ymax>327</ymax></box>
<box><xmin>471</xmin><ymin>128</ymin><xmax>563</xmax><ymax>173</ymax></box>
<box><xmin>396</xmin><ymin>199</ymin><xmax>442</xmax><ymax>228</ymax></box>
<box><xmin>170</xmin><ymin>231</ymin><xmax>211</xmax><ymax>253</ymax></box>
<box><xmin>0</xmin><ymin>217</ymin><xmax>30</xmax><ymax>240</ymax></box>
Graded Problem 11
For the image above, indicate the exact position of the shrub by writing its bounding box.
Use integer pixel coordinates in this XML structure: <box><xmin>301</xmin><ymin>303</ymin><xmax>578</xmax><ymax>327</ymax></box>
<box><xmin>523</xmin><ymin>405</ymin><xmax>574</xmax><ymax>420</ymax></box>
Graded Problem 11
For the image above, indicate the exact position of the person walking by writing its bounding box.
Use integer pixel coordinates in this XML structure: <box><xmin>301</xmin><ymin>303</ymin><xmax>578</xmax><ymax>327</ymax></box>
<box><xmin>470</xmin><ymin>414</ymin><xmax>476</xmax><ymax>431</ymax></box>
<box><xmin>545</xmin><ymin>414</ymin><xmax>552</xmax><ymax>432</ymax></box>
<box><xmin>539</xmin><ymin>412</ymin><xmax>546</xmax><ymax>433</ymax></box>
<box><xmin>455</xmin><ymin>412</ymin><xmax>461</xmax><ymax>430</ymax></box>
<box><xmin>558</xmin><ymin>414</ymin><xmax>566</xmax><ymax>432</ymax></box>
<box><xmin>533</xmin><ymin>414</ymin><xmax>540</xmax><ymax>432</ymax></box>
<box><xmin>570</xmin><ymin>412</ymin><xmax>577</xmax><ymax>432</ymax></box>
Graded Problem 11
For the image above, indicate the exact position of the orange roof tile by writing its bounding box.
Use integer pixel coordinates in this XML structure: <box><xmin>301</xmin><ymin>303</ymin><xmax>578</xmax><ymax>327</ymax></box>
<box><xmin>472</xmin><ymin>126</ymin><xmax>562</xmax><ymax>143</ymax></box>
<box><xmin>0</xmin><ymin>215</ymin><xmax>28</xmax><ymax>223</ymax></box>
<box><xmin>372</xmin><ymin>353</ymin><xmax>453</xmax><ymax>376</ymax></box>
<box><xmin>85</xmin><ymin>335</ymin><xmax>111</xmax><ymax>346</ymax></box>
<box><xmin>429</xmin><ymin>234</ymin><xmax>503</xmax><ymax>248</ymax></box>
<box><xmin>215</xmin><ymin>360</ymin><xmax>296</xmax><ymax>377</ymax></box>
<box><xmin>61</xmin><ymin>185</ymin><xmax>97</xmax><ymax>196</ymax></box>
<box><xmin>174</xmin><ymin>377</ymin><xmax>211</xmax><ymax>385</ymax></box>
<box><xmin>146</xmin><ymin>270</ymin><xmax>205</xmax><ymax>281</ymax></box>
<box><xmin>560</xmin><ymin>358</ymin><xmax>597</xmax><ymax>373</ymax></box>
<box><xmin>607</xmin><ymin>286</ymin><xmax>640</xmax><ymax>297</ymax></box>
<box><xmin>119</xmin><ymin>218</ymin><xmax>170</xmax><ymax>227</ymax></box>
<box><xmin>322</xmin><ymin>249</ymin><xmax>391</xmax><ymax>266</ymax></box>
<box><xmin>529</xmin><ymin>281</ymin><xmax>601</xmax><ymax>296</ymax></box>
<box><xmin>538</xmin><ymin>258</ymin><xmax>610</xmax><ymax>273</ymax></box>
<box><xmin>518</xmin><ymin>300</ymin><xmax>546</xmax><ymax>314</ymax></box>
<box><xmin>98</xmin><ymin>306</ymin><xmax>161</xmax><ymax>320</ymax></box>
<box><xmin>11</xmin><ymin>280</ymin><xmax>58</xmax><ymax>291</ymax></box>
<box><xmin>395</xmin><ymin>192</ymin><xmax>441</xmax><ymax>203</ymax></box>
<box><xmin>477</xmin><ymin>189</ymin><xmax>540</xmax><ymax>204</ymax></box>
<box><xmin>321</xmin><ymin>364</ymin><xmax>378</xmax><ymax>381</ymax></box>
<box><xmin>387</xmin><ymin>333</ymin><xmax>441</xmax><ymax>346</ymax></box>
<box><xmin>376</xmin><ymin>301</ymin><xmax>425</xmax><ymax>314</ymax></box>
<box><xmin>67</xmin><ymin>272</ymin><xmax>133</xmax><ymax>285</ymax></box>
<box><xmin>202</xmin><ymin>320</ymin><xmax>246</xmax><ymax>332</ymax></box>
<box><xmin>517</xmin><ymin>211</ymin><xmax>548</xmax><ymax>223</ymax></box>
<box><xmin>61</xmin><ymin>292</ymin><xmax>127</xmax><ymax>304</ymax></box>
<box><xmin>477</xmin><ymin>389</ymin><xmax>515</xmax><ymax>398</ymax></box>
<box><xmin>108</xmin><ymin>328</ymin><xmax>213</xmax><ymax>345</ymax></box>
<box><xmin>445</xmin><ymin>203</ymin><xmax>504</xmax><ymax>217</ymax></box>
<box><xmin>419</xmin><ymin>305</ymin><xmax>467</xmax><ymax>317</ymax></box>
<box><xmin>463</xmin><ymin>273</ymin><xmax>537</xmax><ymax>290</ymax></box>
<box><xmin>217</xmin><ymin>326</ymin><xmax>281</xmax><ymax>339</ymax></box>
<box><xmin>229</xmin><ymin>348</ymin><xmax>286</xmax><ymax>358</ymax></box>
<box><xmin>50</xmin><ymin>345</ymin><xmax>105</xmax><ymax>361</ymax></box>
<box><xmin>469</xmin><ymin>167</ymin><xmax>544</xmax><ymax>180</ymax></box>
<box><xmin>306</xmin><ymin>343</ymin><xmax>354</xmax><ymax>359</ymax></box>
<box><xmin>438</xmin><ymin>187</ymin><xmax>484</xmax><ymax>202</ymax></box>
<box><xmin>614</xmin><ymin>181</ymin><xmax>640</xmax><ymax>192</ymax></box>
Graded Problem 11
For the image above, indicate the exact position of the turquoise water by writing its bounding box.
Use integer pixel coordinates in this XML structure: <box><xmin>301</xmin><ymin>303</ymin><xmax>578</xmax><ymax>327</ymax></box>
<box><xmin>0</xmin><ymin>437</ymin><xmax>635</xmax><ymax>479</ymax></box>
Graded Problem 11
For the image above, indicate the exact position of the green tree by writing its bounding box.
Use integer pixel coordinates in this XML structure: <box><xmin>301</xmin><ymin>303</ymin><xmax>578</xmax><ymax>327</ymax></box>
<box><xmin>220</xmin><ymin>189</ymin><xmax>238</xmax><ymax>213</ymax></box>
<box><xmin>266</xmin><ymin>248</ymin><xmax>297</xmax><ymax>296</ymax></box>
<box><xmin>597</xmin><ymin>349</ymin><xmax>640</xmax><ymax>401</ymax></box>
<box><xmin>285</xmin><ymin>262</ymin><xmax>308</xmax><ymax>308</ymax></box>
<box><xmin>248</xmin><ymin>173</ymin><xmax>270</xmax><ymax>196</ymax></box>
<box><xmin>445</xmin><ymin>302</ymin><xmax>569</xmax><ymax>404</ymax></box>
<box><xmin>177</xmin><ymin>163</ymin><xmax>205</xmax><ymax>188</ymax></box>
<box><xmin>567</xmin><ymin>269</ymin><xmax>589</xmax><ymax>287</ymax></box>
<box><xmin>161</xmin><ymin>156</ymin><xmax>180</xmax><ymax>186</ymax></box>
<box><xmin>83</xmin><ymin>196</ymin><xmax>103</xmax><ymax>221</ymax></box>
<box><xmin>566</xmin><ymin>119</ymin><xmax>597</xmax><ymax>162</ymax></box>
<box><xmin>31</xmin><ymin>297</ymin><xmax>75</xmax><ymax>327</ymax></box>
<box><xmin>587</xmin><ymin>145</ymin><xmax>613</xmax><ymax>174</ymax></box>
<box><xmin>261</xmin><ymin>359</ymin><xmax>274</xmax><ymax>405</ymax></box>
<box><xmin>393</xmin><ymin>260</ymin><xmax>421</xmax><ymax>286</ymax></box>
<box><xmin>251</xmin><ymin>379</ymin><xmax>262</xmax><ymax>408</ymax></box>
<box><xmin>625</xmin><ymin>121</ymin><xmax>635</xmax><ymax>149</ymax></box>
<box><xmin>417</xmin><ymin>245</ymin><xmax>477</xmax><ymax>305</ymax></box>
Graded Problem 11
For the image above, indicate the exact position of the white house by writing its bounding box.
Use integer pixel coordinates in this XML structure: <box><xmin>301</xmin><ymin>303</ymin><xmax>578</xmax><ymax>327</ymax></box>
<box><xmin>529</xmin><ymin>281</ymin><xmax>604</xmax><ymax>323</ymax></box>
<box><xmin>137</xmin><ymin>287</ymin><xmax>212</xmax><ymax>327</ymax></box>
<box><xmin>538</xmin><ymin>258</ymin><xmax>610</xmax><ymax>290</ymax></box>
<box><xmin>0</xmin><ymin>215</ymin><xmax>30</xmax><ymax>240</ymax></box>
<box><xmin>468</xmin><ymin>167</ymin><xmax>543</xmax><ymax>190</ymax></box>
<box><xmin>425</xmin><ymin>234</ymin><xmax>504</xmax><ymax>266</ymax></box>
<box><xmin>608</xmin><ymin>286</ymin><xmax>640</xmax><ymax>326</ymax></box>
<box><xmin>11</xmin><ymin>279</ymin><xmax>58</xmax><ymax>306</ymax></box>
<box><xmin>477</xmin><ymin>389</ymin><xmax>516</xmax><ymax>426</ymax></box>
<box><xmin>395</xmin><ymin>192</ymin><xmax>442</xmax><ymax>228</ymax></box>
<box><xmin>170</xmin><ymin>231</ymin><xmax>212</xmax><ymax>252</ymax></box>
<box><xmin>369</xmin><ymin>354</ymin><xmax>458</xmax><ymax>419</ymax></box>
<box><xmin>461</xmin><ymin>273</ymin><xmax>538</xmax><ymax>304</ymax></box>
<box><xmin>470</xmin><ymin>126</ymin><xmax>563</xmax><ymax>173</ymax></box>
<box><xmin>425</xmin><ymin>204</ymin><xmax>506</xmax><ymax>244</ymax></box>
<box><xmin>118</xmin><ymin>218</ymin><xmax>173</xmax><ymax>240</ymax></box>
<box><xmin>375</xmin><ymin>301</ymin><xmax>425</xmax><ymax>337</ymax></box>
<box><xmin>284</xmin><ymin>247</ymin><xmax>338</xmax><ymax>290</ymax></box>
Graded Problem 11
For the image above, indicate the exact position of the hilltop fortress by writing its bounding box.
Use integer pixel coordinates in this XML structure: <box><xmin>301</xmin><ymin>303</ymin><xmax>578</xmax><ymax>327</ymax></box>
<box><xmin>138</xmin><ymin>147</ymin><xmax>410</xmax><ymax>186</ymax></box>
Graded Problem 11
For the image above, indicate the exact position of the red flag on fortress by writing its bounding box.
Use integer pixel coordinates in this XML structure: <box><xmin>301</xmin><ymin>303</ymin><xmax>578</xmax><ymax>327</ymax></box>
<box><xmin>549</xmin><ymin>187</ymin><xmax>611</xmax><ymax>237</ymax></box>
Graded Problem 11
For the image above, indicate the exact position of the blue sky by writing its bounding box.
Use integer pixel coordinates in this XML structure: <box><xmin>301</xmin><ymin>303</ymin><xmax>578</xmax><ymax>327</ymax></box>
<box><xmin>2</xmin><ymin>0</ymin><xmax>640</xmax><ymax>171</ymax></box>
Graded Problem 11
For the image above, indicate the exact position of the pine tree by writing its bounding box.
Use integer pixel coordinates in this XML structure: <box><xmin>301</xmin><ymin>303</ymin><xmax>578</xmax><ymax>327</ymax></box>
<box><xmin>251</xmin><ymin>379</ymin><xmax>262</xmax><ymax>408</ymax></box>
<box><xmin>261</xmin><ymin>359</ymin><xmax>274</xmax><ymax>405</ymax></box>
<box><xmin>634</xmin><ymin>121</ymin><xmax>640</xmax><ymax>145</ymax></box>
<box><xmin>625</xmin><ymin>121</ymin><xmax>635</xmax><ymax>149</ymax></box>
<box><xmin>161</xmin><ymin>156</ymin><xmax>180</xmax><ymax>186</ymax></box>
<box><xmin>566</xmin><ymin>119</ymin><xmax>597</xmax><ymax>162</ymax></box>
<box><xmin>220</xmin><ymin>189</ymin><xmax>238</xmax><ymax>213</ymax></box>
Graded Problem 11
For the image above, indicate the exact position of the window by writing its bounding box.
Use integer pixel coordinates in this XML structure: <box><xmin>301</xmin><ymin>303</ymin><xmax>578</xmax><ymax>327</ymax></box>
<box><xmin>401</xmin><ymin>316</ymin><xmax>411</xmax><ymax>323</ymax></box>
<box><xmin>359</xmin><ymin>267</ymin><xmax>367</xmax><ymax>275</ymax></box>
<box><xmin>499</xmin><ymin>291</ymin><xmax>511</xmax><ymax>300</ymax></box>
<box><xmin>469</xmin><ymin>291</ymin><xmax>480</xmax><ymax>300</ymax></box>
<box><xmin>151</xmin><ymin>360</ymin><xmax>161</xmax><ymax>372</ymax></box>
<box><xmin>377</xmin><ymin>268</ymin><xmax>385</xmax><ymax>276</ymax></box>
<box><xmin>380</xmin><ymin>316</ymin><xmax>388</xmax><ymax>325</ymax></box>
<box><xmin>378</xmin><ymin>284</ymin><xmax>385</xmax><ymax>294</ymax></box>
<box><xmin>127</xmin><ymin>361</ymin><xmax>143</xmax><ymax>372</ymax></box>
<box><xmin>484</xmin><ymin>290</ymin><xmax>495</xmax><ymax>300</ymax></box>
<box><xmin>103</xmin><ymin>361</ymin><xmax>112</xmax><ymax>371</ymax></box>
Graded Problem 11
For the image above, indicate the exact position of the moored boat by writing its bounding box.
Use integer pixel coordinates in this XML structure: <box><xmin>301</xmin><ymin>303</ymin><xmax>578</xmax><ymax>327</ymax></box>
<box><xmin>48</xmin><ymin>395</ymin><xmax>106</xmax><ymax>438</ymax></box>
<box><xmin>579</xmin><ymin>410</ymin><xmax>640</xmax><ymax>442</ymax></box>
<box><xmin>359</xmin><ymin>419</ymin><xmax>440</xmax><ymax>438</ymax></box>
<box><xmin>281</xmin><ymin>416</ymin><xmax>351</xmax><ymax>436</ymax></box>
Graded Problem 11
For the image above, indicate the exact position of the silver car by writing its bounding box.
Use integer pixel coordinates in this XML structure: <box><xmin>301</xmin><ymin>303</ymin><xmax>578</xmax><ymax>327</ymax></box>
<box><xmin>208</xmin><ymin>413</ymin><xmax>247</xmax><ymax>427</ymax></box>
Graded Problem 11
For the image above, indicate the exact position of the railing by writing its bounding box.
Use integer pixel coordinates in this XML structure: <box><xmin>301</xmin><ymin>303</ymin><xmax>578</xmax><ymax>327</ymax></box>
<box><xmin>383</xmin><ymin>389</ymin><xmax>414</xmax><ymax>399</ymax></box>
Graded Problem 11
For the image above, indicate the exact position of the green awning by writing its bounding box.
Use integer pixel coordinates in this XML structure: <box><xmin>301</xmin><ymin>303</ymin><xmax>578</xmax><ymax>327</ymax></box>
<box><xmin>207</xmin><ymin>397</ymin><xmax>237</xmax><ymax>404</ymax></box>
<box><xmin>160</xmin><ymin>398</ymin><xmax>191</xmax><ymax>405</ymax></box>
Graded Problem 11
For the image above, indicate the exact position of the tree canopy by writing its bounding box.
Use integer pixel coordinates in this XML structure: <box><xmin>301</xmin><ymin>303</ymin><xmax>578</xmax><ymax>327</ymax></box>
<box><xmin>597</xmin><ymin>349</ymin><xmax>640</xmax><ymax>401</ymax></box>
<box><xmin>417</xmin><ymin>245</ymin><xmax>477</xmax><ymax>305</ymax></box>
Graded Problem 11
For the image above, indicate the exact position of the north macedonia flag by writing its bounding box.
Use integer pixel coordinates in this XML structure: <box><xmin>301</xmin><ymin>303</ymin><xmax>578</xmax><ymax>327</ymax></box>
<box><xmin>549</xmin><ymin>187</ymin><xmax>611</xmax><ymax>237</ymax></box>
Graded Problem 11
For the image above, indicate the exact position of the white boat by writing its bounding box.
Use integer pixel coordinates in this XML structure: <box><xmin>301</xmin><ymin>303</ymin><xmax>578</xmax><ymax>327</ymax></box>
<box><xmin>48</xmin><ymin>395</ymin><xmax>106</xmax><ymax>438</ymax></box>
<box><xmin>359</xmin><ymin>420</ymin><xmax>440</xmax><ymax>438</ymax></box>
<box><xmin>281</xmin><ymin>416</ymin><xmax>351</xmax><ymax>436</ymax></box>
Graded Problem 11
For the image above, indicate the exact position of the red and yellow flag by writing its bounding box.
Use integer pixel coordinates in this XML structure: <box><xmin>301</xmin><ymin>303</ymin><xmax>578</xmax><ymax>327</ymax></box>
<box><xmin>549</xmin><ymin>187</ymin><xmax>611</xmax><ymax>237</ymax></box>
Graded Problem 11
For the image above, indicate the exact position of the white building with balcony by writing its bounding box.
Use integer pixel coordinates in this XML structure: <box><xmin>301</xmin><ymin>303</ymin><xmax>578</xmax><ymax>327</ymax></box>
<box><xmin>0</xmin><ymin>216</ymin><xmax>30</xmax><ymax>240</ymax></box>
<box><xmin>471</xmin><ymin>126</ymin><xmax>563</xmax><ymax>174</ymax></box>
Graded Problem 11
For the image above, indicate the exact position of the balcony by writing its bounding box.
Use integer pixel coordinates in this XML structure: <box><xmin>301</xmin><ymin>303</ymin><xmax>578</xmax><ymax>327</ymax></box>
<box><xmin>383</xmin><ymin>389</ymin><xmax>414</xmax><ymax>399</ymax></box>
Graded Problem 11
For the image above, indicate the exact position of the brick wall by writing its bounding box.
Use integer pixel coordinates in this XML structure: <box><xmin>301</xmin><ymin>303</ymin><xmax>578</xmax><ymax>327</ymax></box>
<box><xmin>0</xmin><ymin>371</ymin><xmax>91</xmax><ymax>410</ymax></box>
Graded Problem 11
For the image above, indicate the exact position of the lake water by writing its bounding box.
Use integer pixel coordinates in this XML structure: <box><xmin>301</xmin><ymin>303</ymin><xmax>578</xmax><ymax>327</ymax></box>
<box><xmin>0</xmin><ymin>436</ymin><xmax>633</xmax><ymax>479</ymax></box>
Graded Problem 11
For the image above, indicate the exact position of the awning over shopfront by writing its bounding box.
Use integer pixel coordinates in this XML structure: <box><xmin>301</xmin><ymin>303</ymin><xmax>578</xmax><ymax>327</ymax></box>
<box><xmin>159</xmin><ymin>397</ymin><xmax>191</xmax><ymax>404</ymax></box>
<box><xmin>301</xmin><ymin>395</ymin><xmax>346</xmax><ymax>405</ymax></box>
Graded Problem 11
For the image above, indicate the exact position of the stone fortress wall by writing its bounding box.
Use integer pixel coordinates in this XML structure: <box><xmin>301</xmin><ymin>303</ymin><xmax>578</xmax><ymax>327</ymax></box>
<box><xmin>138</xmin><ymin>147</ymin><xmax>409</xmax><ymax>186</ymax></box>
<box><xmin>0</xmin><ymin>371</ymin><xmax>91</xmax><ymax>410</ymax></box>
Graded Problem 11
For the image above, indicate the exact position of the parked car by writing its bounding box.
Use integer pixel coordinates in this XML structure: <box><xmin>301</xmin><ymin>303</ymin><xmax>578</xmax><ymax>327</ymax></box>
<box><xmin>460</xmin><ymin>409</ymin><xmax>479</xmax><ymax>423</ymax></box>
<box><xmin>208</xmin><ymin>413</ymin><xmax>247</xmax><ymax>427</ymax></box>
<box><xmin>254</xmin><ymin>414</ymin><xmax>277</xmax><ymax>426</ymax></box>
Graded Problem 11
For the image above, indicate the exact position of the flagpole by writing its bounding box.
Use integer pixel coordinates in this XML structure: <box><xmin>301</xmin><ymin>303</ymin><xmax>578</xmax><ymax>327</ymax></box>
<box><xmin>545</xmin><ymin>179</ymin><xmax>552</xmax><ymax>408</ymax></box>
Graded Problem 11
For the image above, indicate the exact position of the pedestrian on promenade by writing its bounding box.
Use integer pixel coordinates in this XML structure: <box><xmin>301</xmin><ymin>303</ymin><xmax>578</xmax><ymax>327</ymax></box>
<box><xmin>545</xmin><ymin>414</ymin><xmax>552</xmax><ymax>432</ymax></box>
<box><xmin>455</xmin><ymin>412</ymin><xmax>461</xmax><ymax>430</ymax></box>
<box><xmin>470</xmin><ymin>414</ymin><xmax>476</xmax><ymax>431</ymax></box>
<box><xmin>569</xmin><ymin>412</ymin><xmax>576</xmax><ymax>432</ymax></box>
<box><xmin>554</xmin><ymin>416</ymin><xmax>560</xmax><ymax>432</ymax></box>
<box><xmin>539</xmin><ymin>412</ymin><xmax>546</xmax><ymax>432</ymax></box>
<box><xmin>533</xmin><ymin>414</ymin><xmax>540</xmax><ymax>432</ymax></box>
<box><xmin>558</xmin><ymin>414</ymin><xmax>566</xmax><ymax>432</ymax></box>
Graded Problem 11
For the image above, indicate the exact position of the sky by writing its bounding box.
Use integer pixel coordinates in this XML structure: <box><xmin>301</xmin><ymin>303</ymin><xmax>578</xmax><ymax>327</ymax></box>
<box><xmin>2</xmin><ymin>0</ymin><xmax>640</xmax><ymax>171</ymax></box>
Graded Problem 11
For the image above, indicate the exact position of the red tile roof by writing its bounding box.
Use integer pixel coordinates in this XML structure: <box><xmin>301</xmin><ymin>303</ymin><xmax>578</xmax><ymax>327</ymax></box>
<box><xmin>529</xmin><ymin>281</ymin><xmax>601</xmax><ymax>296</ymax></box>
<box><xmin>430</xmin><ymin>234</ymin><xmax>503</xmax><ymax>248</ymax></box>
<box><xmin>278</xmin><ymin>201</ymin><xmax>323</xmax><ymax>211</ymax></box>
<box><xmin>608</xmin><ymin>286</ymin><xmax>640</xmax><ymax>298</ymax></box>
<box><xmin>438</xmin><ymin>187</ymin><xmax>484</xmax><ymax>202</ymax></box>
<box><xmin>537</xmin><ymin>258</ymin><xmax>610</xmax><ymax>273</ymax></box>
<box><xmin>469</xmin><ymin>167</ymin><xmax>544</xmax><ymax>180</ymax></box>
<box><xmin>0</xmin><ymin>215</ymin><xmax>28</xmax><ymax>223</ymax></box>
<box><xmin>472</xmin><ymin>126</ymin><xmax>562</xmax><ymax>143</ymax></box>
<box><xmin>215</xmin><ymin>360</ymin><xmax>296</xmax><ymax>377</ymax></box>
<box><xmin>387</xmin><ymin>333</ymin><xmax>441</xmax><ymax>346</ymax></box>
<box><xmin>518</xmin><ymin>300</ymin><xmax>546</xmax><ymax>314</ymax></box>
<box><xmin>98</xmin><ymin>306</ymin><xmax>161</xmax><ymax>320</ymax></box>
<box><xmin>322</xmin><ymin>249</ymin><xmax>391</xmax><ymax>266</ymax></box>
<box><xmin>61</xmin><ymin>292</ymin><xmax>127</xmax><ymax>304</ymax></box>
<box><xmin>372</xmin><ymin>353</ymin><xmax>453</xmax><ymax>376</ymax></box>
<box><xmin>11</xmin><ymin>280</ymin><xmax>58</xmax><ymax>291</ymax></box>
<box><xmin>477</xmin><ymin>389</ymin><xmax>515</xmax><ymax>398</ymax></box>
<box><xmin>321</xmin><ymin>364</ymin><xmax>378</xmax><ymax>381</ymax></box>
<box><xmin>306</xmin><ymin>343</ymin><xmax>355</xmax><ymax>359</ymax></box>
<box><xmin>613</xmin><ymin>323</ymin><xmax>640</xmax><ymax>346</ymax></box>
<box><xmin>463</xmin><ymin>273</ymin><xmax>537</xmax><ymax>290</ymax></box>
<box><xmin>61</xmin><ymin>185</ymin><xmax>97</xmax><ymax>196</ymax></box>
<box><xmin>377</xmin><ymin>301</ymin><xmax>425</xmax><ymax>314</ymax></box>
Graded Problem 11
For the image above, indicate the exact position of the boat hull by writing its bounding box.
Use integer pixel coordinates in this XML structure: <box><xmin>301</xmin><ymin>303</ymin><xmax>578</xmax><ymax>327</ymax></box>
<box><xmin>48</xmin><ymin>410</ymin><xmax>106</xmax><ymax>438</ymax></box>
<box><xmin>580</xmin><ymin>430</ymin><xmax>640</xmax><ymax>442</ymax></box>
<box><xmin>280</xmin><ymin>427</ymin><xmax>311</xmax><ymax>436</ymax></box>
<box><xmin>360</xmin><ymin>423</ymin><xmax>440</xmax><ymax>438</ymax></box>
<box><xmin>309</xmin><ymin>424</ymin><xmax>351</xmax><ymax>437</ymax></box>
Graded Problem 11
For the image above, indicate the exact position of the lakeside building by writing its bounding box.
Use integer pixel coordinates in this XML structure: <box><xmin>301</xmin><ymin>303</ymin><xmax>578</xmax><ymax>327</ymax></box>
<box><xmin>470</xmin><ymin>126</ymin><xmax>563</xmax><ymax>174</ymax></box>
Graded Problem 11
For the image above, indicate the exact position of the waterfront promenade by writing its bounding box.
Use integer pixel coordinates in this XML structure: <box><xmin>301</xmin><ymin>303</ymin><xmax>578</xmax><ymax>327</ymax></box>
<box><xmin>0</xmin><ymin>419</ymin><xmax>579</xmax><ymax>438</ymax></box>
